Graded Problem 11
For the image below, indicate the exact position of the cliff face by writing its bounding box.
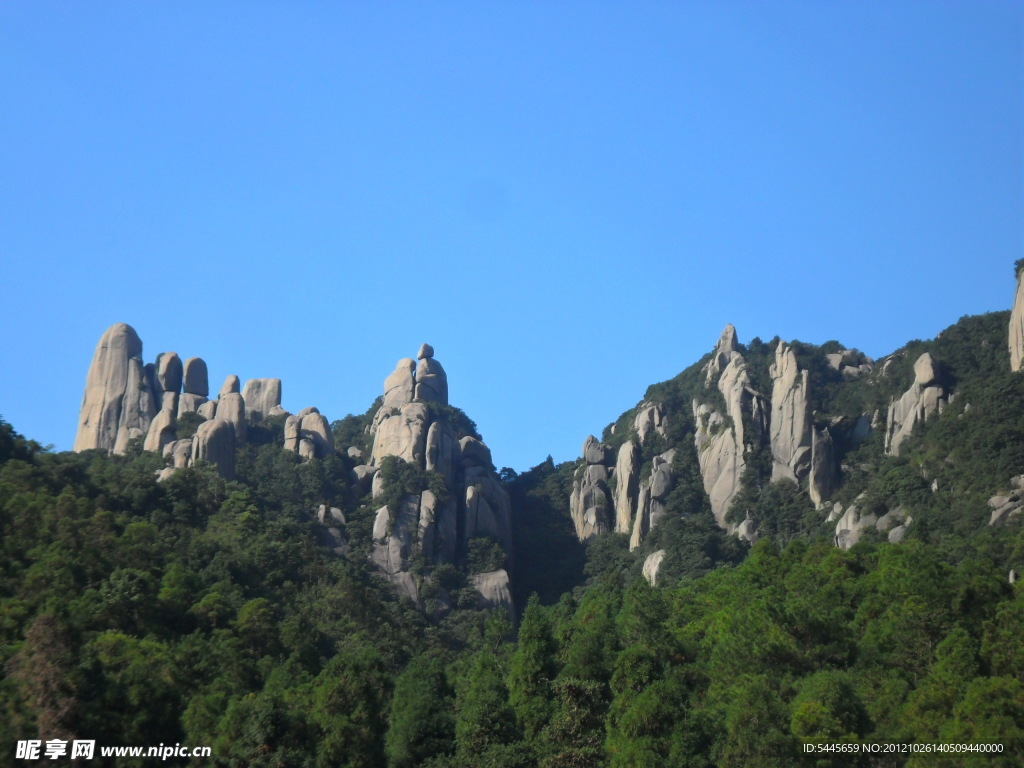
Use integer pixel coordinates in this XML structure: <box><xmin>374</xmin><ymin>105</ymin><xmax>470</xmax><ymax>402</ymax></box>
<box><xmin>1011</xmin><ymin>265</ymin><xmax>1024</xmax><ymax>372</ymax></box>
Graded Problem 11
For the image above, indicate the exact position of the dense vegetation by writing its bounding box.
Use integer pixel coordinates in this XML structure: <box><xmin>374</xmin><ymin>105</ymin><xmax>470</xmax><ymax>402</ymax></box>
<box><xmin>2</xmin><ymin>305</ymin><xmax>1024</xmax><ymax>765</ymax></box>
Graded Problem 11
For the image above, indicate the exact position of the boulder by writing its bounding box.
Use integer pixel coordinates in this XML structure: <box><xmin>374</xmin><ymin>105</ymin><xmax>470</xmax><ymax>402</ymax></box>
<box><xmin>219</xmin><ymin>374</ymin><xmax>240</xmax><ymax>396</ymax></box>
<box><xmin>154</xmin><ymin>352</ymin><xmax>183</xmax><ymax>396</ymax></box>
<box><xmin>471</xmin><ymin>569</ymin><xmax>514</xmax><ymax>617</ymax></box>
<box><xmin>570</xmin><ymin>462</ymin><xmax>613</xmax><ymax>542</ymax></box>
<box><xmin>351</xmin><ymin>464</ymin><xmax>375</xmax><ymax>491</ymax></box>
<box><xmin>642</xmin><ymin>550</ymin><xmax>667</xmax><ymax>587</ymax></box>
<box><xmin>298</xmin><ymin>438</ymin><xmax>316</xmax><ymax>460</ymax></box>
<box><xmin>177</xmin><ymin>393</ymin><xmax>208</xmax><ymax>417</ymax></box>
<box><xmin>182</xmin><ymin>357</ymin><xmax>209</xmax><ymax>396</ymax></box>
<box><xmin>633</xmin><ymin>402</ymin><xmax>667</xmax><ymax>445</ymax></box>
<box><xmin>372</xmin><ymin>402</ymin><xmax>430</xmax><ymax>467</ymax></box>
<box><xmin>417</xmin><ymin>343</ymin><xmax>434</xmax><ymax>360</ymax></box>
<box><xmin>191</xmin><ymin>418</ymin><xmax>236</xmax><ymax>479</ymax></box>
<box><xmin>582</xmin><ymin>435</ymin><xmax>609</xmax><ymax>465</ymax></box>
<box><xmin>144</xmin><ymin>408</ymin><xmax>176</xmax><ymax>453</ymax></box>
<box><xmin>197</xmin><ymin>400</ymin><xmax>218</xmax><ymax>420</ymax></box>
<box><xmin>414</xmin><ymin>357</ymin><xmax>448</xmax><ymax>404</ymax></box>
<box><xmin>383</xmin><ymin>359</ymin><xmax>416</xmax><ymax>408</ymax></box>
<box><xmin>283</xmin><ymin>415</ymin><xmax>301</xmax><ymax>452</ymax></box>
<box><xmin>300</xmin><ymin>411</ymin><xmax>334</xmax><ymax>458</ymax></box>
<box><xmin>216</xmin><ymin>392</ymin><xmax>247</xmax><ymax>441</ymax></box>
<box><xmin>241</xmin><ymin>378</ymin><xmax>282</xmax><ymax>423</ymax></box>
<box><xmin>459</xmin><ymin>436</ymin><xmax>492</xmax><ymax>469</ymax></box>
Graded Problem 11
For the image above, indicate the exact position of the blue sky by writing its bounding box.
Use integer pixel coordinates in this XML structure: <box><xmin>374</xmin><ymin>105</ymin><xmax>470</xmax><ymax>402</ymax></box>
<box><xmin>0</xmin><ymin>2</ymin><xmax>1020</xmax><ymax>472</ymax></box>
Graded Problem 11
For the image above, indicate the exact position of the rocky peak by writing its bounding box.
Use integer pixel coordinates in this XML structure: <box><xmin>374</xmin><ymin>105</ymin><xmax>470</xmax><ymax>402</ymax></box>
<box><xmin>363</xmin><ymin>347</ymin><xmax>512</xmax><ymax>611</ymax></box>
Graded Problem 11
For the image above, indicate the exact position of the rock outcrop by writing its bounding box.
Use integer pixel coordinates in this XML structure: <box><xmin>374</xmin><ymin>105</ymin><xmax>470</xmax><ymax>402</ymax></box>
<box><xmin>692</xmin><ymin>326</ymin><xmax>769</xmax><ymax>530</ymax></box>
<box><xmin>988</xmin><ymin>476</ymin><xmax>1024</xmax><ymax>527</ymax></box>
<box><xmin>74</xmin><ymin>323</ymin><xmax>157</xmax><ymax>453</ymax></box>
<box><xmin>613</xmin><ymin>439</ymin><xmax>640</xmax><ymax>534</ymax></box>
<box><xmin>629</xmin><ymin>449</ymin><xmax>676</xmax><ymax>550</ymax></box>
<box><xmin>642</xmin><ymin>549</ymin><xmax>667</xmax><ymax>586</ymax></box>
<box><xmin>770</xmin><ymin>342</ymin><xmax>812</xmax><ymax>483</ymax></box>
<box><xmin>1011</xmin><ymin>266</ymin><xmax>1024</xmax><ymax>372</ymax></box>
<box><xmin>191</xmin><ymin>419</ymin><xmax>236</xmax><ymax>480</ymax></box>
<box><xmin>366</xmin><ymin>346</ymin><xmax>511</xmax><ymax>608</ymax></box>
<box><xmin>885</xmin><ymin>352</ymin><xmax>947</xmax><ymax>456</ymax></box>
<box><xmin>570</xmin><ymin>436</ymin><xmax>615</xmax><ymax>541</ymax></box>
<box><xmin>75</xmin><ymin>323</ymin><xmax>315</xmax><ymax>480</ymax></box>
<box><xmin>242</xmin><ymin>378</ymin><xmax>282</xmax><ymax>424</ymax></box>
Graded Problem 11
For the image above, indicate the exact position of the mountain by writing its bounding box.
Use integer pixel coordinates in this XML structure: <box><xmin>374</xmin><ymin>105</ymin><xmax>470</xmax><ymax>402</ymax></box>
<box><xmin>1</xmin><ymin>264</ymin><xmax>1022</xmax><ymax>765</ymax></box>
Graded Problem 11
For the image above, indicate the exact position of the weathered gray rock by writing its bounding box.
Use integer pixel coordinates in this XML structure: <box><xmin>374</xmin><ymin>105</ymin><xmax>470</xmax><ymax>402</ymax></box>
<box><xmin>177</xmin><ymin>393</ymin><xmax>208</xmax><ymax>417</ymax></box>
<box><xmin>571</xmin><ymin>461</ymin><xmax>613</xmax><ymax>542</ymax></box>
<box><xmin>298</xmin><ymin>438</ymin><xmax>316</xmax><ymax>460</ymax></box>
<box><xmin>197</xmin><ymin>400</ymin><xmax>218</xmax><ymax>420</ymax></box>
<box><xmin>628</xmin><ymin>450</ymin><xmax>675</xmax><ymax>550</ymax></box>
<box><xmin>383</xmin><ymin>359</ymin><xmax>416</xmax><ymax>408</ymax></box>
<box><xmin>155</xmin><ymin>352</ymin><xmax>183</xmax><ymax>396</ymax></box>
<box><xmin>613</xmin><ymin>439</ymin><xmax>640</xmax><ymax>534</ymax></box>
<box><xmin>300</xmin><ymin>410</ymin><xmax>334</xmax><ymax>458</ymax></box>
<box><xmin>1011</xmin><ymin>266</ymin><xmax>1024</xmax><ymax>372</ymax></box>
<box><xmin>164</xmin><ymin>438</ymin><xmax>193</xmax><ymax>469</ymax></box>
<box><xmin>370</xmin><ymin>495</ymin><xmax>421</xmax><ymax>602</ymax></box>
<box><xmin>582</xmin><ymin>435</ymin><xmax>610</xmax><ymax>465</ymax></box>
<box><xmin>414</xmin><ymin>357</ymin><xmax>448</xmax><ymax>404</ymax></box>
<box><xmin>989</xmin><ymin>480</ymin><xmax>1024</xmax><ymax>527</ymax></box>
<box><xmin>182</xmin><ymin>357</ymin><xmax>209</xmax><ymax>396</ymax></box>
<box><xmin>112</xmin><ymin>356</ymin><xmax>158</xmax><ymax>454</ymax></box>
<box><xmin>191</xmin><ymin>418</ymin><xmax>236</xmax><ymax>479</ymax></box>
<box><xmin>75</xmin><ymin>323</ymin><xmax>155</xmax><ymax>453</ymax></box>
<box><xmin>642</xmin><ymin>550</ymin><xmax>667</xmax><ymax>586</ymax></box>
<box><xmin>351</xmin><ymin>464</ymin><xmax>376</xmax><ymax>491</ymax></box>
<box><xmin>216</xmin><ymin>392</ymin><xmax>247</xmax><ymax>441</ymax></box>
<box><xmin>471</xmin><ymin>569</ymin><xmax>514</xmax><ymax>616</ymax></box>
<box><xmin>242</xmin><ymin>378</ymin><xmax>282</xmax><ymax>423</ymax></box>
<box><xmin>834</xmin><ymin>494</ymin><xmax>873</xmax><ymax>549</ymax></box>
<box><xmin>267</xmin><ymin>405</ymin><xmax>289</xmax><ymax>419</ymax></box>
<box><xmin>704</xmin><ymin>323</ymin><xmax>738</xmax><ymax>385</ymax></box>
<box><xmin>372</xmin><ymin>402</ymin><xmax>430</xmax><ymax>467</ymax></box>
<box><xmin>885</xmin><ymin>353</ymin><xmax>947</xmax><ymax>455</ymax></box>
<box><xmin>693</xmin><ymin>402</ymin><xmax>742</xmax><ymax>530</ymax></box>
<box><xmin>633</xmin><ymin>402</ymin><xmax>667</xmax><ymax>445</ymax></box>
<box><xmin>426</xmin><ymin>420</ymin><xmax>459</xmax><ymax>486</ymax></box>
<box><xmin>808</xmin><ymin>427</ymin><xmax>838</xmax><ymax>505</ymax></box>
<box><xmin>347</xmin><ymin>446</ymin><xmax>363</xmax><ymax>459</ymax></box>
<box><xmin>459</xmin><ymin>436</ymin><xmax>492</xmax><ymax>469</ymax></box>
<box><xmin>144</xmin><ymin>408</ymin><xmax>176</xmax><ymax>453</ymax></box>
<box><xmin>283</xmin><ymin>414</ymin><xmax>301</xmax><ymax>452</ymax></box>
<box><xmin>770</xmin><ymin>342</ymin><xmax>812</xmax><ymax>483</ymax></box>
<box><xmin>159</xmin><ymin>391</ymin><xmax>179</xmax><ymax>414</ymax></box>
<box><xmin>417</xmin><ymin>343</ymin><xmax>434</xmax><ymax>360</ymax></box>
<box><xmin>219</xmin><ymin>374</ymin><xmax>240</xmax><ymax>396</ymax></box>
<box><xmin>465</xmin><ymin>475</ymin><xmax>513</xmax><ymax>550</ymax></box>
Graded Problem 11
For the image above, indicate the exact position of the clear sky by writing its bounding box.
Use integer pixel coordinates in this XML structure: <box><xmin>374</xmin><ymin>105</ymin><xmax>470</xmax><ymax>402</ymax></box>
<box><xmin>1</xmin><ymin>2</ymin><xmax>1021</xmax><ymax>472</ymax></box>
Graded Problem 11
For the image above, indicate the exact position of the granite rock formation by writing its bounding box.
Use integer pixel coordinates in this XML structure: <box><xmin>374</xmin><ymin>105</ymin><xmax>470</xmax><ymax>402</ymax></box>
<box><xmin>366</xmin><ymin>346</ymin><xmax>510</xmax><ymax>610</ymax></box>
<box><xmin>570</xmin><ymin>436</ymin><xmax>615</xmax><ymax>541</ymax></box>
<box><xmin>1011</xmin><ymin>265</ymin><xmax>1024</xmax><ymax>372</ymax></box>
<box><xmin>884</xmin><ymin>352</ymin><xmax>947</xmax><ymax>456</ymax></box>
